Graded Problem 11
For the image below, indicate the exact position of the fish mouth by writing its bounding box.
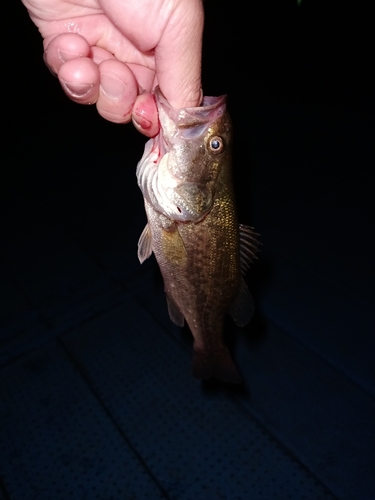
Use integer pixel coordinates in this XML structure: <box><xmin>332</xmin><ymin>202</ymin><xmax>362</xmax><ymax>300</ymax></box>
<box><xmin>154</xmin><ymin>87</ymin><xmax>227</xmax><ymax>138</ymax></box>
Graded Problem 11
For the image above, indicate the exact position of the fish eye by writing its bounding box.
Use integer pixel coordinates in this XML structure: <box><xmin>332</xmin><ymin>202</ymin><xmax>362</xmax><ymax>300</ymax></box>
<box><xmin>208</xmin><ymin>136</ymin><xmax>225</xmax><ymax>154</ymax></box>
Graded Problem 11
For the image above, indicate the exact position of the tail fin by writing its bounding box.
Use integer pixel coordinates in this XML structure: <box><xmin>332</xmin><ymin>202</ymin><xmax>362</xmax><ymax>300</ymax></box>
<box><xmin>192</xmin><ymin>346</ymin><xmax>241</xmax><ymax>384</ymax></box>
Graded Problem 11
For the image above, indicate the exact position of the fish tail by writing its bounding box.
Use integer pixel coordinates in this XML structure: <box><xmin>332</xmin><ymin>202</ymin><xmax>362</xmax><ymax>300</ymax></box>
<box><xmin>192</xmin><ymin>345</ymin><xmax>241</xmax><ymax>384</ymax></box>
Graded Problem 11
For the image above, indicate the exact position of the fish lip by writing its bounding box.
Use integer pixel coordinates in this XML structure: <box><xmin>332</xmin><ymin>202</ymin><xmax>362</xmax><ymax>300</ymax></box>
<box><xmin>156</xmin><ymin>128</ymin><xmax>168</xmax><ymax>157</ymax></box>
<box><xmin>154</xmin><ymin>86</ymin><xmax>227</xmax><ymax>130</ymax></box>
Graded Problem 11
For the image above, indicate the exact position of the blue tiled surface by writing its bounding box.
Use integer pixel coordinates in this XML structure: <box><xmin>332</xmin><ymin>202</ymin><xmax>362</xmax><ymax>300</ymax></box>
<box><xmin>1</xmin><ymin>1</ymin><xmax>375</xmax><ymax>498</ymax></box>
<box><xmin>0</xmin><ymin>341</ymin><xmax>166</xmax><ymax>500</ymax></box>
<box><xmin>60</xmin><ymin>303</ymin><xmax>334</xmax><ymax>500</ymax></box>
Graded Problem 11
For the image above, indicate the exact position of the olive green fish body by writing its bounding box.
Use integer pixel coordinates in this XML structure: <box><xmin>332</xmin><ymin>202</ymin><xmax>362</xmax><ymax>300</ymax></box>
<box><xmin>145</xmin><ymin>179</ymin><xmax>240</xmax><ymax>381</ymax></box>
<box><xmin>136</xmin><ymin>87</ymin><xmax>259</xmax><ymax>383</ymax></box>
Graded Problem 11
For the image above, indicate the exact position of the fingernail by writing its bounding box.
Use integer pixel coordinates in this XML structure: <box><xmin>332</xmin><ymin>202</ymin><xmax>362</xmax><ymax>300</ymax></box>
<box><xmin>132</xmin><ymin>110</ymin><xmax>152</xmax><ymax>131</ymax></box>
<box><xmin>57</xmin><ymin>49</ymin><xmax>83</xmax><ymax>63</ymax></box>
<box><xmin>100</xmin><ymin>73</ymin><xmax>126</xmax><ymax>99</ymax></box>
<box><xmin>60</xmin><ymin>80</ymin><xmax>93</xmax><ymax>98</ymax></box>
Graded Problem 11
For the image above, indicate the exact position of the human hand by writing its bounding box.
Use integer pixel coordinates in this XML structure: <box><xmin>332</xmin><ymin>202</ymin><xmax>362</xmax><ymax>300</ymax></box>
<box><xmin>22</xmin><ymin>0</ymin><xmax>204</xmax><ymax>136</ymax></box>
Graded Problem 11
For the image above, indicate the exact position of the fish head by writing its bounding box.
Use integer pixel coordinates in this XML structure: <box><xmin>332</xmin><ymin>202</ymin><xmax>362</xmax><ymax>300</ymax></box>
<box><xmin>137</xmin><ymin>87</ymin><xmax>232</xmax><ymax>222</ymax></box>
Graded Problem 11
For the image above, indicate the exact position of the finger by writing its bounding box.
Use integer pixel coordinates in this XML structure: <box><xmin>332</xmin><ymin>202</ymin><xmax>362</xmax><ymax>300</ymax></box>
<box><xmin>126</xmin><ymin>63</ymin><xmax>156</xmax><ymax>94</ymax></box>
<box><xmin>156</xmin><ymin>0</ymin><xmax>204</xmax><ymax>109</ymax></box>
<box><xmin>58</xmin><ymin>57</ymin><xmax>100</xmax><ymax>105</ymax></box>
<box><xmin>96</xmin><ymin>59</ymin><xmax>138</xmax><ymax>123</ymax></box>
<box><xmin>91</xmin><ymin>46</ymin><xmax>117</xmax><ymax>66</ymax></box>
<box><xmin>132</xmin><ymin>92</ymin><xmax>159</xmax><ymax>137</ymax></box>
<box><xmin>44</xmin><ymin>33</ymin><xmax>91</xmax><ymax>75</ymax></box>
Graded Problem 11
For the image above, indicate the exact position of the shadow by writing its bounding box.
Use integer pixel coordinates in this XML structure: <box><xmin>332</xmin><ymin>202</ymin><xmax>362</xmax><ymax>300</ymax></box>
<box><xmin>200</xmin><ymin>377</ymin><xmax>250</xmax><ymax>399</ymax></box>
<box><xmin>242</xmin><ymin>309</ymin><xmax>268</xmax><ymax>350</ymax></box>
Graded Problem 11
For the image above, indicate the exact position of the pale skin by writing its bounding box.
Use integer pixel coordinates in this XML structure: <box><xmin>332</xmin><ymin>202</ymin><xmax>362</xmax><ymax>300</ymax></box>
<box><xmin>22</xmin><ymin>0</ymin><xmax>204</xmax><ymax>137</ymax></box>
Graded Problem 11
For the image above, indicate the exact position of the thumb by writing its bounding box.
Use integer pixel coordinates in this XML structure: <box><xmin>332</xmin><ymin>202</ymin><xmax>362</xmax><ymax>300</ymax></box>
<box><xmin>155</xmin><ymin>0</ymin><xmax>204</xmax><ymax>109</ymax></box>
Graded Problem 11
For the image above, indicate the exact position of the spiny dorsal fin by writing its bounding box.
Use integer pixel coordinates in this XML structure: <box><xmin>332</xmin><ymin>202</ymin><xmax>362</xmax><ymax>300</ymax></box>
<box><xmin>239</xmin><ymin>224</ymin><xmax>261</xmax><ymax>274</ymax></box>
<box><xmin>137</xmin><ymin>223</ymin><xmax>153</xmax><ymax>264</ymax></box>
<box><xmin>228</xmin><ymin>277</ymin><xmax>255</xmax><ymax>327</ymax></box>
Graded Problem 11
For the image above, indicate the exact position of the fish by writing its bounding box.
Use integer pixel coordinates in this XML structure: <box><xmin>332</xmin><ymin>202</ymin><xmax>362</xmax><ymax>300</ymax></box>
<box><xmin>136</xmin><ymin>87</ymin><xmax>259</xmax><ymax>383</ymax></box>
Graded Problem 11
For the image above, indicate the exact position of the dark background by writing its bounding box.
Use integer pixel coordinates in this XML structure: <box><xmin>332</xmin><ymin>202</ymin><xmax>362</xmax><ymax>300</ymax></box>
<box><xmin>1</xmin><ymin>1</ymin><xmax>374</xmax><ymax>499</ymax></box>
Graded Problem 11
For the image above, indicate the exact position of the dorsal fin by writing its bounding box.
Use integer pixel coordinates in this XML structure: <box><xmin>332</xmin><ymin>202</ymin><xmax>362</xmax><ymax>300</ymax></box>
<box><xmin>239</xmin><ymin>224</ymin><xmax>261</xmax><ymax>274</ymax></box>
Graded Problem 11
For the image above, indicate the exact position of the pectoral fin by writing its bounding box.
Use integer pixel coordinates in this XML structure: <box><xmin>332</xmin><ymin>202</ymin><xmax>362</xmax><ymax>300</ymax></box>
<box><xmin>239</xmin><ymin>224</ymin><xmax>261</xmax><ymax>273</ymax></box>
<box><xmin>228</xmin><ymin>277</ymin><xmax>255</xmax><ymax>327</ymax></box>
<box><xmin>138</xmin><ymin>223</ymin><xmax>153</xmax><ymax>264</ymax></box>
<box><xmin>161</xmin><ymin>225</ymin><xmax>187</xmax><ymax>265</ymax></box>
<box><xmin>166</xmin><ymin>294</ymin><xmax>185</xmax><ymax>327</ymax></box>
